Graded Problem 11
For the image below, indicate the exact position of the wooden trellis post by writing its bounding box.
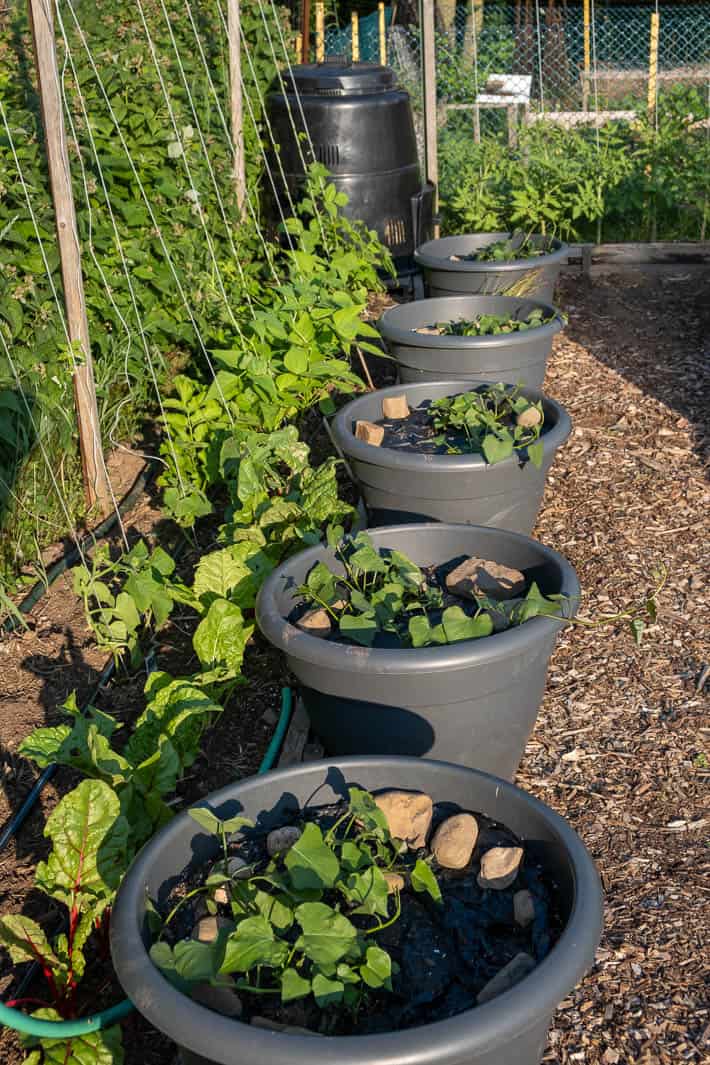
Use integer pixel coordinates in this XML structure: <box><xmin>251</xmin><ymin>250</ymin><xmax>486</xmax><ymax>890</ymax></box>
<box><xmin>420</xmin><ymin>0</ymin><xmax>439</xmax><ymax>237</ymax></box>
<box><xmin>227</xmin><ymin>0</ymin><xmax>246</xmax><ymax>214</ymax></box>
<box><xmin>647</xmin><ymin>11</ymin><xmax>660</xmax><ymax>118</ymax></box>
<box><xmin>315</xmin><ymin>1</ymin><xmax>325</xmax><ymax>62</ymax></box>
<box><xmin>378</xmin><ymin>2</ymin><xmax>387</xmax><ymax>65</ymax></box>
<box><xmin>351</xmin><ymin>11</ymin><xmax>360</xmax><ymax>62</ymax></box>
<box><xmin>582</xmin><ymin>0</ymin><xmax>591</xmax><ymax>110</ymax></box>
<box><xmin>27</xmin><ymin>0</ymin><xmax>111</xmax><ymax>514</ymax></box>
<box><xmin>301</xmin><ymin>0</ymin><xmax>310</xmax><ymax>62</ymax></box>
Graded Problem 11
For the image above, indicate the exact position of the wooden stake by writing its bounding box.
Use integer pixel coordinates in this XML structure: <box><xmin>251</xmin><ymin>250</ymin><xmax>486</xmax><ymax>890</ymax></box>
<box><xmin>378</xmin><ymin>1</ymin><xmax>387</xmax><ymax>65</ymax></box>
<box><xmin>583</xmin><ymin>0</ymin><xmax>591</xmax><ymax>77</ymax></box>
<box><xmin>315</xmin><ymin>0</ymin><xmax>325</xmax><ymax>62</ymax></box>
<box><xmin>27</xmin><ymin>0</ymin><xmax>111</xmax><ymax>513</ymax></box>
<box><xmin>647</xmin><ymin>11</ymin><xmax>659</xmax><ymax>117</ymax></box>
<box><xmin>301</xmin><ymin>0</ymin><xmax>310</xmax><ymax>61</ymax></box>
<box><xmin>227</xmin><ymin>0</ymin><xmax>246</xmax><ymax>215</ymax></box>
<box><xmin>351</xmin><ymin>11</ymin><xmax>360</xmax><ymax>62</ymax></box>
<box><xmin>420</xmin><ymin>0</ymin><xmax>439</xmax><ymax>237</ymax></box>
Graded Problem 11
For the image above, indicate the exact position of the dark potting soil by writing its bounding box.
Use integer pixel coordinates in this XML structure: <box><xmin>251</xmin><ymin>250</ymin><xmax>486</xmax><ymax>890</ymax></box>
<box><xmin>368</xmin><ymin>401</ymin><xmax>549</xmax><ymax>457</ymax></box>
<box><xmin>156</xmin><ymin>800</ymin><xmax>564</xmax><ymax>1036</ymax></box>
<box><xmin>287</xmin><ymin>555</ymin><xmax>533</xmax><ymax>649</ymax></box>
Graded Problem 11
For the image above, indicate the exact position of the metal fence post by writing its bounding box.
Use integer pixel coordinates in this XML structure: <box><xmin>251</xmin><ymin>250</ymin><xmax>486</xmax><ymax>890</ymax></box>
<box><xmin>420</xmin><ymin>0</ymin><xmax>439</xmax><ymax>237</ymax></box>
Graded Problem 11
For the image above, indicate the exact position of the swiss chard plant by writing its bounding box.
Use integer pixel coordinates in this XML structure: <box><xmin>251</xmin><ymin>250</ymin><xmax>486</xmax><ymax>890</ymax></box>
<box><xmin>428</xmin><ymin>383</ymin><xmax>545</xmax><ymax>467</ymax></box>
<box><xmin>149</xmin><ymin>787</ymin><xmax>440</xmax><ymax>1016</ymax></box>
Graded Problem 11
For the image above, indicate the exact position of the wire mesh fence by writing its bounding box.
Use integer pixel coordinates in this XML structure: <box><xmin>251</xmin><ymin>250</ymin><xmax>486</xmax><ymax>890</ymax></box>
<box><xmin>327</xmin><ymin>3</ymin><xmax>710</xmax><ymax>114</ymax></box>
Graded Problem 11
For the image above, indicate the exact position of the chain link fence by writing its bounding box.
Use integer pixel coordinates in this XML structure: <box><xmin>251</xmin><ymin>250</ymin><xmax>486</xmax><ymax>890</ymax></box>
<box><xmin>326</xmin><ymin>3</ymin><xmax>710</xmax><ymax>117</ymax></box>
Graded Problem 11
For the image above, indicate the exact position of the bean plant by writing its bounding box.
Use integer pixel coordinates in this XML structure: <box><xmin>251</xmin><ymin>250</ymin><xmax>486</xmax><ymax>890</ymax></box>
<box><xmin>428</xmin><ymin>383</ymin><xmax>545</xmax><ymax>466</ymax></box>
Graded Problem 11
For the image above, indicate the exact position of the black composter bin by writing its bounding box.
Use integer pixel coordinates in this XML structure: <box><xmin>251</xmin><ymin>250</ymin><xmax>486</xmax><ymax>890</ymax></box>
<box><xmin>265</xmin><ymin>62</ymin><xmax>434</xmax><ymax>275</ymax></box>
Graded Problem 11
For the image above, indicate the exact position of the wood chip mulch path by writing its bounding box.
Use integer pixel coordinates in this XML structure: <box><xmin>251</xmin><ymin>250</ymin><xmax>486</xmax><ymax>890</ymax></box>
<box><xmin>523</xmin><ymin>269</ymin><xmax>709</xmax><ymax>1065</ymax></box>
<box><xmin>0</xmin><ymin>268</ymin><xmax>708</xmax><ymax>1064</ymax></box>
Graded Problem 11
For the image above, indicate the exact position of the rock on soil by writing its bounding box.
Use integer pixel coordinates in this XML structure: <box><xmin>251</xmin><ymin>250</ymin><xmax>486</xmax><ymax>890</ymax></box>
<box><xmin>513</xmin><ymin>889</ymin><xmax>536</xmax><ymax>927</ymax></box>
<box><xmin>478</xmin><ymin>846</ymin><xmax>524</xmax><ymax>890</ymax></box>
<box><xmin>430</xmin><ymin>813</ymin><xmax>479</xmax><ymax>869</ymax></box>
<box><xmin>296</xmin><ymin>608</ymin><xmax>332</xmax><ymax>637</ymax></box>
<box><xmin>446</xmin><ymin>559</ymin><xmax>527</xmax><ymax>602</ymax></box>
<box><xmin>374</xmin><ymin>790</ymin><xmax>433</xmax><ymax>848</ymax></box>
<box><xmin>382</xmin><ymin>395</ymin><xmax>410</xmax><ymax>419</ymax></box>
<box><xmin>266</xmin><ymin>826</ymin><xmax>302</xmax><ymax>856</ymax></box>
<box><xmin>355</xmin><ymin>419</ymin><xmax>385</xmax><ymax>446</ymax></box>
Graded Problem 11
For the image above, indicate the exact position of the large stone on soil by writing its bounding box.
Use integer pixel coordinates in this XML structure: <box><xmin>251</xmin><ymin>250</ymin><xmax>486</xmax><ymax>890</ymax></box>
<box><xmin>446</xmin><ymin>559</ymin><xmax>527</xmax><ymax>602</ymax></box>
<box><xmin>382</xmin><ymin>394</ymin><xmax>410</xmax><ymax>419</ymax></box>
<box><xmin>384</xmin><ymin>872</ymin><xmax>405</xmax><ymax>893</ymax></box>
<box><xmin>476</xmin><ymin>952</ymin><xmax>536</xmax><ymax>1004</ymax></box>
<box><xmin>267</xmin><ymin>826</ymin><xmax>302</xmax><ymax>857</ymax></box>
<box><xmin>191</xmin><ymin>916</ymin><xmax>234</xmax><ymax>943</ymax></box>
<box><xmin>478</xmin><ymin>846</ymin><xmax>524</xmax><ymax>890</ymax></box>
<box><xmin>513</xmin><ymin>889</ymin><xmax>536</xmax><ymax>927</ymax></box>
<box><xmin>430</xmin><ymin>813</ymin><xmax>479</xmax><ymax>870</ymax></box>
<box><xmin>374</xmin><ymin>790</ymin><xmax>433</xmax><ymax>848</ymax></box>
<box><xmin>355</xmin><ymin>420</ymin><xmax>385</xmax><ymax>446</ymax></box>
<box><xmin>296</xmin><ymin>608</ymin><xmax>331</xmax><ymax>638</ymax></box>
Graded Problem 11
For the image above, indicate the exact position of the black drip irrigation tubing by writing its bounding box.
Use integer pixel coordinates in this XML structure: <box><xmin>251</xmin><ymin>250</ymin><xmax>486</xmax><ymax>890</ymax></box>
<box><xmin>0</xmin><ymin>460</ymin><xmax>159</xmax><ymax>637</ymax></box>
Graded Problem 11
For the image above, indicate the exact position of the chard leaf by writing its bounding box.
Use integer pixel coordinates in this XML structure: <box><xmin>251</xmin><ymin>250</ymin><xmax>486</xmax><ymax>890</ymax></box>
<box><xmin>36</xmin><ymin>780</ymin><xmax>130</xmax><ymax>911</ymax></box>
<box><xmin>19</xmin><ymin>1011</ymin><xmax>124</xmax><ymax>1065</ymax></box>
<box><xmin>193</xmin><ymin>599</ymin><xmax>252</xmax><ymax>679</ymax></box>
<box><xmin>0</xmin><ymin>914</ymin><xmax>64</xmax><ymax>971</ymax></box>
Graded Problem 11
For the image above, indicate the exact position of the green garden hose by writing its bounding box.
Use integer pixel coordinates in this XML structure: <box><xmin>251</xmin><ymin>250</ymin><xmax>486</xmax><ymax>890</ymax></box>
<box><xmin>0</xmin><ymin>687</ymin><xmax>294</xmax><ymax>1039</ymax></box>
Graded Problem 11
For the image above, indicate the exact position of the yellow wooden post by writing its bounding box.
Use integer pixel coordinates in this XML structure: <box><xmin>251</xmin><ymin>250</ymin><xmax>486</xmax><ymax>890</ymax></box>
<box><xmin>647</xmin><ymin>12</ymin><xmax>659</xmax><ymax>117</ymax></box>
<box><xmin>315</xmin><ymin>1</ymin><xmax>325</xmax><ymax>62</ymax></box>
<box><xmin>583</xmin><ymin>0</ymin><xmax>591</xmax><ymax>77</ymax></box>
<box><xmin>351</xmin><ymin>11</ymin><xmax>360</xmax><ymax>62</ymax></box>
<box><xmin>378</xmin><ymin>2</ymin><xmax>387</xmax><ymax>65</ymax></box>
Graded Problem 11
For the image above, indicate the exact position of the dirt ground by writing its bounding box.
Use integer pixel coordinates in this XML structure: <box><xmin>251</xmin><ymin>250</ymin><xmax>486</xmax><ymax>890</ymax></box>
<box><xmin>1</xmin><ymin>267</ymin><xmax>708</xmax><ymax>1064</ymax></box>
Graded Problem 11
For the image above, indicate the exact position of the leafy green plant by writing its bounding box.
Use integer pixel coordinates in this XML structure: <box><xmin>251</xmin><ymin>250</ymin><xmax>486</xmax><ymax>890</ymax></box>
<box><xmin>149</xmin><ymin>787</ymin><xmax>440</xmax><ymax>1015</ymax></box>
<box><xmin>456</xmin><ymin>231</ymin><xmax>548</xmax><ymax>262</ymax></box>
<box><xmin>425</xmin><ymin>308</ymin><xmax>554</xmax><ymax>337</ymax></box>
<box><xmin>72</xmin><ymin>541</ymin><xmax>183</xmax><ymax>666</ymax></box>
<box><xmin>428</xmin><ymin>383</ymin><xmax>545</xmax><ymax>467</ymax></box>
<box><xmin>297</xmin><ymin>532</ymin><xmax>665</xmax><ymax>649</ymax></box>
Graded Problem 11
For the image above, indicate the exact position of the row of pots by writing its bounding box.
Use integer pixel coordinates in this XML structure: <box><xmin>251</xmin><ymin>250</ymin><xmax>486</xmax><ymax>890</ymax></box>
<box><xmin>111</xmin><ymin>234</ymin><xmax>602</xmax><ymax>1065</ymax></box>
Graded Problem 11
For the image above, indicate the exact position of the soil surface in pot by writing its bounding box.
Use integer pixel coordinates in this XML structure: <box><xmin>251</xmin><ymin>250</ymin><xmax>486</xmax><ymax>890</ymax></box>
<box><xmin>413</xmin><ymin>309</ymin><xmax>554</xmax><ymax>337</ymax></box>
<box><xmin>357</xmin><ymin>389</ymin><xmax>546</xmax><ymax>458</ymax></box>
<box><xmin>153</xmin><ymin>795</ymin><xmax>564</xmax><ymax>1036</ymax></box>
<box><xmin>288</xmin><ymin>534</ymin><xmax>563</xmax><ymax>648</ymax></box>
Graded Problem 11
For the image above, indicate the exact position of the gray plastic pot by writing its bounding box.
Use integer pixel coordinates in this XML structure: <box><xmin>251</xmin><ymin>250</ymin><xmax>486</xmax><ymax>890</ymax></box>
<box><xmin>415</xmin><ymin>233</ymin><xmax>568</xmax><ymax>303</ymax></box>
<box><xmin>256</xmin><ymin>524</ymin><xmax>579</xmax><ymax>779</ymax></box>
<box><xmin>110</xmin><ymin>757</ymin><xmax>603</xmax><ymax>1065</ymax></box>
<box><xmin>331</xmin><ymin>380</ymin><xmax>572</xmax><ymax>534</ymax></box>
<box><xmin>377</xmin><ymin>295</ymin><xmax>564</xmax><ymax>389</ymax></box>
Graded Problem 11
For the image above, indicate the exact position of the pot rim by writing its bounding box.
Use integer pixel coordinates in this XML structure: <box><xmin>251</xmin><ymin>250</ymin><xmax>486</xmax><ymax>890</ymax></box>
<box><xmin>255</xmin><ymin>523</ymin><xmax>580</xmax><ymax>674</ymax></box>
<box><xmin>331</xmin><ymin>380</ymin><xmax>572</xmax><ymax>474</ymax></box>
<box><xmin>110</xmin><ymin>756</ymin><xmax>603</xmax><ymax>1065</ymax></box>
<box><xmin>377</xmin><ymin>295</ymin><xmax>564</xmax><ymax>350</ymax></box>
<box><xmin>414</xmin><ymin>233</ymin><xmax>568</xmax><ymax>274</ymax></box>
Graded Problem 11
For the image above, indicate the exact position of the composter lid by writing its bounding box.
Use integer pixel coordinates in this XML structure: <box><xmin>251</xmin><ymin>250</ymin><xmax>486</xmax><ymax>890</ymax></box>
<box><xmin>283</xmin><ymin>62</ymin><xmax>397</xmax><ymax>96</ymax></box>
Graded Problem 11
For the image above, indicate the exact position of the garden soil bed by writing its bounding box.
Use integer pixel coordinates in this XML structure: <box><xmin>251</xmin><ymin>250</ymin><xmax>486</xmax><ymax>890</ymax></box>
<box><xmin>1</xmin><ymin>268</ymin><xmax>709</xmax><ymax>1064</ymax></box>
